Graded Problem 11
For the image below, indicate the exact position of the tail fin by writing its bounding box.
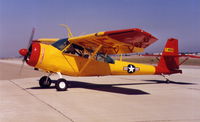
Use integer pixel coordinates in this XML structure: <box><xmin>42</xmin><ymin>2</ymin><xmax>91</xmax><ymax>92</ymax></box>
<box><xmin>156</xmin><ymin>38</ymin><xmax>182</xmax><ymax>74</ymax></box>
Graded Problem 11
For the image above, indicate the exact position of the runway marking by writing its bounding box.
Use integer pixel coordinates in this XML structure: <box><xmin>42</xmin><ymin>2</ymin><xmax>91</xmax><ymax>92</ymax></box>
<box><xmin>9</xmin><ymin>80</ymin><xmax>74</xmax><ymax>122</ymax></box>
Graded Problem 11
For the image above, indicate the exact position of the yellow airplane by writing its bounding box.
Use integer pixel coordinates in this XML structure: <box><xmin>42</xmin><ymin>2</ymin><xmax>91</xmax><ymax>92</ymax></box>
<box><xmin>19</xmin><ymin>25</ymin><xmax>200</xmax><ymax>91</ymax></box>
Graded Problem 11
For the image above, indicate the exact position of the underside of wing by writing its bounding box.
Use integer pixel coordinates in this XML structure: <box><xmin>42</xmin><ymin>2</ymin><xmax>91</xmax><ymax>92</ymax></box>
<box><xmin>69</xmin><ymin>28</ymin><xmax>158</xmax><ymax>54</ymax></box>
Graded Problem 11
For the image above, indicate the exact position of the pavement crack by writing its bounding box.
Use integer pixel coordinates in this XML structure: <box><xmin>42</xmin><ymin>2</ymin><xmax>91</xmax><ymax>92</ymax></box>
<box><xmin>9</xmin><ymin>80</ymin><xmax>74</xmax><ymax>122</ymax></box>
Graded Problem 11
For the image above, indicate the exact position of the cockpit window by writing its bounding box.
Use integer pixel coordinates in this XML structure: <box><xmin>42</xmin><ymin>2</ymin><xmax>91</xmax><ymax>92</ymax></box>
<box><xmin>63</xmin><ymin>44</ymin><xmax>84</xmax><ymax>56</ymax></box>
<box><xmin>52</xmin><ymin>38</ymin><xmax>69</xmax><ymax>50</ymax></box>
<box><xmin>59</xmin><ymin>40</ymin><xmax>115</xmax><ymax>64</ymax></box>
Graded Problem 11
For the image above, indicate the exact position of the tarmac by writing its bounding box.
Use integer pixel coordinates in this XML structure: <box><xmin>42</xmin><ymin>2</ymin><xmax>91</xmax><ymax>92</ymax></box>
<box><xmin>0</xmin><ymin>59</ymin><xmax>200</xmax><ymax>122</ymax></box>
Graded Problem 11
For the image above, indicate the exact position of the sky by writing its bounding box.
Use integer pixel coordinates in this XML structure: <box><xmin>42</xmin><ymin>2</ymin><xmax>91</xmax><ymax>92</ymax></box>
<box><xmin>0</xmin><ymin>0</ymin><xmax>200</xmax><ymax>58</ymax></box>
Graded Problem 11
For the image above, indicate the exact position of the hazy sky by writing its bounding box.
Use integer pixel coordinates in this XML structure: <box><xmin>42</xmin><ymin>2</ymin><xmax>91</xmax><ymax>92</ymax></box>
<box><xmin>0</xmin><ymin>0</ymin><xmax>200</xmax><ymax>58</ymax></box>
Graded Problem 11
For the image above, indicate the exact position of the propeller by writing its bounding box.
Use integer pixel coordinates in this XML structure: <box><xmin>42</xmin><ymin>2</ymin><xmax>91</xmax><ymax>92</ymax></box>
<box><xmin>19</xmin><ymin>28</ymin><xmax>35</xmax><ymax>74</ymax></box>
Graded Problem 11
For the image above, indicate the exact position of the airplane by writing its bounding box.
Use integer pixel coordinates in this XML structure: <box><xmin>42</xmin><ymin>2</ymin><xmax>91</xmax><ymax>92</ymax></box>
<box><xmin>18</xmin><ymin>25</ymin><xmax>200</xmax><ymax>91</ymax></box>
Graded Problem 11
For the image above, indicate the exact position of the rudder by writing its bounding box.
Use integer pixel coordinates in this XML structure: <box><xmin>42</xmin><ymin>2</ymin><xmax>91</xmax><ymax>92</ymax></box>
<box><xmin>156</xmin><ymin>38</ymin><xmax>182</xmax><ymax>74</ymax></box>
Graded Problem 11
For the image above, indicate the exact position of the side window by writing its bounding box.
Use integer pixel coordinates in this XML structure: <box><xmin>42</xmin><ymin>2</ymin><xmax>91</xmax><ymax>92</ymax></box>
<box><xmin>96</xmin><ymin>54</ymin><xmax>105</xmax><ymax>62</ymax></box>
<box><xmin>63</xmin><ymin>44</ymin><xmax>84</xmax><ymax>57</ymax></box>
<box><xmin>62</xmin><ymin>44</ymin><xmax>115</xmax><ymax>64</ymax></box>
<box><xmin>96</xmin><ymin>53</ymin><xmax>115</xmax><ymax>64</ymax></box>
<box><xmin>105</xmin><ymin>55</ymin><xmax>115</xmax><ymax>64</ymax></box>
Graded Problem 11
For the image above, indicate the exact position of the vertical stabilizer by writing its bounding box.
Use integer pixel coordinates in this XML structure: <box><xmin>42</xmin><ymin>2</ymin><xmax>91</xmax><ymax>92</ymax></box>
<box><xmin>156</xmin><ymin>38</ymin><xmax>182</xmax><ymax>74</ymax></box>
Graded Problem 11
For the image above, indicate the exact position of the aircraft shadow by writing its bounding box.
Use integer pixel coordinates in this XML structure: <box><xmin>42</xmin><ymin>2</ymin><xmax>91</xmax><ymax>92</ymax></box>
<box><xmin>28</xmin><ymin>79</ymin><xmax>196</xmax><ymax>95</ymax></box>
<box><xmin>144</xmin><ymin>80</ymin><xmax>196</xmax><ymax>85</ymax></box>
<box><xmin>29</xmin><ymin>80</ymin><xmax>151</xmax><ymax>95</ymax></box>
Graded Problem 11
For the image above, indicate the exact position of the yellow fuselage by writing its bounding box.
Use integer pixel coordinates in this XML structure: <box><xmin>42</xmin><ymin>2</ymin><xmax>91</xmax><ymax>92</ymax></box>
<box><xmin>34</xmin><ymin>44</ymin><xmax>156</xmax><ymax>76</ymax></box>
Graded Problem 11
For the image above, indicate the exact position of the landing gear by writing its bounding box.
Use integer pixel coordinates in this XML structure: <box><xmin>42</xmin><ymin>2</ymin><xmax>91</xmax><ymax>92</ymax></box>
<box><xmin>39</xmin><ymin>76</ymin><xmax>52</xmax><ymax>88</ymax></box>
<box><xmin>38</xmin><ymin>72</ymin><xmax>69</xmax><ymax>91</ymax></box>
<box><xmin>161</xmin><ymin>74</ymin><xmax>170</xmax><ymax>83</ymax></box>
<box><xmin>55</xmin><ymin>78</ymin><xmax>69</xmax><ymax>91</ymax></box>
<box><xmin>166</xmin><ymin>79</ymin><xmax>170</xmax><ymax>84</ymax></box>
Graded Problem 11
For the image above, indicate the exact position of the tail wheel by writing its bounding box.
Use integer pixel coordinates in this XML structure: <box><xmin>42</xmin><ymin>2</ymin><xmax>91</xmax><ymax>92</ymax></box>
<box><xmin>39</xmin><ymin>76</ymin><xmax>52</xmax><ymax>88</ymax></box>
<box><xmin>55</xmin><ymin>78</ymin><xmax>68</xmax><ymax>91</ymax></box>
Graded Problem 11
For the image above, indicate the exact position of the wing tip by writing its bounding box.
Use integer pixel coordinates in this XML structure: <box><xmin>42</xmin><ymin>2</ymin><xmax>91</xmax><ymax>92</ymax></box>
<box><xmin>104</xmin><ymin>28</ymin><xmax>158</xmax><ymax>40</ymax></box>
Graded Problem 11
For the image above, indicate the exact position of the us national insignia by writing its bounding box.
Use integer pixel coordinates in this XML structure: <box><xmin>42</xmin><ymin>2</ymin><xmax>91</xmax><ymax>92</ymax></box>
<box><xmin>123</xmin><ymin>64</ymin><xmax>140</xmax><ymax>73</ymax></box>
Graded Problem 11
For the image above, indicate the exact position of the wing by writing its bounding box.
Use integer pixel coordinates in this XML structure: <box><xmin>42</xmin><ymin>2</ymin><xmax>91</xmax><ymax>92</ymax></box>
<box><xmin>33</xmin><ymin>38</ymin><xmax>59</xmax><ymax>44</ymax></box>
<box><xmin>179</xmin><ymin>54</ymin><xmax>200</xmax><ymax>58</ymax></box>
<box><xmin>142</xmin><ymin>54</ymin><xmax>200</xmax><ymax>59</ymax></box>
<box><xmin>69</xmin><ymin>28</ymin><xmax>158</xmax><ymax>54</ymax></box>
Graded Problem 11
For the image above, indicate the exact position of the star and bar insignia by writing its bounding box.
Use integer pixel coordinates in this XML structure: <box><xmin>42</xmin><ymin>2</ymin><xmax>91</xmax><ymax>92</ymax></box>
<box><xmin>123</xmin><ymin>64</ymin><xmax>140</xmax><ymax>73</ymax></box>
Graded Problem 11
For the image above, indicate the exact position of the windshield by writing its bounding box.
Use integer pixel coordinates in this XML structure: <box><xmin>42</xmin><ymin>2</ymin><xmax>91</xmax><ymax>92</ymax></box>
<box><xmin>52</xmin><ymin>38</ymin><xmax>69</xmax><ymax>50</ymax></box>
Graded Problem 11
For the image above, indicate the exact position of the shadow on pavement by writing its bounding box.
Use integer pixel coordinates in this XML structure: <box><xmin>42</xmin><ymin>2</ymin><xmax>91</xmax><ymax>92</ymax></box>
<box><xmin>28</xmin><ymin>80</ymin><xmax>150</xmax><ymax>95</ymax></box>
<box><xmin>144</xmin><ymin>80</ymin><xmax>196</xmax><ymax>85</ymax></box>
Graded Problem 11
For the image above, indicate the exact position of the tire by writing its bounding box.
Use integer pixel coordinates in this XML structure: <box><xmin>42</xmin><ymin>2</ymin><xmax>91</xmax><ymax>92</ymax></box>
<box><xmin>39</xmin><ymin>76</ymin><xmax>52</xmax><ymax>88</ymax></box>
<box><xmin>55</xmin><ymin>78</ymin><xmax>68</xmax><ymax>91</ymax></box>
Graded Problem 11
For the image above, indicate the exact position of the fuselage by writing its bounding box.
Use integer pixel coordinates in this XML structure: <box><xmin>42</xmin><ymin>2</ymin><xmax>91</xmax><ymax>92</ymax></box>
<box><xmin>26</xmin><ymin>43</ymin><xmax>156</xmax><ymax>76</ymax></box>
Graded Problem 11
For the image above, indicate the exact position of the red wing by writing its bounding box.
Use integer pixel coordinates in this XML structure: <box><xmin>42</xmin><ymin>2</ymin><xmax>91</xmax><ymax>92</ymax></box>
<box><xmin>104</xmin><ymin>28</ymin><xmax>157</xmax><ymax>48</ymax></box>
<box><xmin>179</xmin><ymin>54</ymin><xmax>200</xmax><ymax>58</ymax></box>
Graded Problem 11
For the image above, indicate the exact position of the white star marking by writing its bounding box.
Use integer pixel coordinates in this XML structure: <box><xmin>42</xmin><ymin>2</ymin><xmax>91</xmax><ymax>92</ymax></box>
<box><xmin>128</xmin><ymin>65</ymin><xmax>135</xmax><ymax>73</ymax></box>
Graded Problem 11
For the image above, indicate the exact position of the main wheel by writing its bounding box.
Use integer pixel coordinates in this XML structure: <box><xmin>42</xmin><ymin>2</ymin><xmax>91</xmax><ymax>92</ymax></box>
<box><xmin>39</xmin><ymin>76</ymin><xmax>52</xmax><ymax>88</ymax></box>
<box><xmin>55</xmin><ymin>78</ymin><xmax>68</xmax><ymax>91</ymax></box>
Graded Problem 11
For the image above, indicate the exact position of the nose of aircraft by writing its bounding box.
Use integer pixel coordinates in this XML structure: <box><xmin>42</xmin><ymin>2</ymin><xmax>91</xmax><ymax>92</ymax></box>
<box><xmin>19</xmin><ymin>48</ymin><xmax>28</xmax><ymax>56</ymax></box>
<box><xmin>27</xmin><ymin>43</ymin><xmax>41</xmax><ymax>66</ymax></box>
<box><xmin>18</xmin><ymin>43</ymin><xmax>41</xmax><ymax>67</ymax></box>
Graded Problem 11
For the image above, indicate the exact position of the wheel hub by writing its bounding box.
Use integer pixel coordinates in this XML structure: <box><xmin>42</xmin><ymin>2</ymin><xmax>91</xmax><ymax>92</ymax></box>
<box><xmin>59</xmin><ymin>82</ymin><xmax>66</xmax><ymax>89</ymax></box>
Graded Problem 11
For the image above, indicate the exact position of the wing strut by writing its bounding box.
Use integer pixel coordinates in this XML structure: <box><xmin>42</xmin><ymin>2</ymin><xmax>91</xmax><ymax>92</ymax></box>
<box><xmin>120</xmin><ymin>54</ymin><xmax>123</xmax><ymax>61</ymax></box>
<box><xmin>79</xmin><ymin>45</ymin><xmax>102</xmax><ymax>74</ymax></box>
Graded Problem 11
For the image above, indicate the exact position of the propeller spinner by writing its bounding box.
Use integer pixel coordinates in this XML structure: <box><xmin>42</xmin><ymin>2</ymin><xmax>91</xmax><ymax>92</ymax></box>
<box><xmin>19</xmin><ymin>48</ymin><xmax>28</xmax><ymax>56</ymax></box>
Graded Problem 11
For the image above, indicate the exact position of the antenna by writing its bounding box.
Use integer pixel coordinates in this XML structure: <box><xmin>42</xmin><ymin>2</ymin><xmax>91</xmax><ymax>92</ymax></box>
<box><xmin>59</xmin><ymin>24</ymin><xmax>73</xmax><ymax>38</ymax></box>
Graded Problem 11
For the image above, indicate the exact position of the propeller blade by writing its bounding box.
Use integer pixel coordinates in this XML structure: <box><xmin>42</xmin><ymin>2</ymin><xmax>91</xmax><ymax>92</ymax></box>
<box><xmin>27</xmin><ymin>27</ymin><xmax>35</xmax><ymax>49</ymax></box>
<box><xmin>19</xmin><ymin>28</ymin><xmax>35</xmax><ymax>74</ymax></box>
<box><xmin>19</xmin><ymin>60</ymin><xmax>25</xmax><ymax>75</ymax></box>
<box><xmin>24</xmin><ymin>28</ymin><xmax>35</xmax><ymax>61</ymax></box>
